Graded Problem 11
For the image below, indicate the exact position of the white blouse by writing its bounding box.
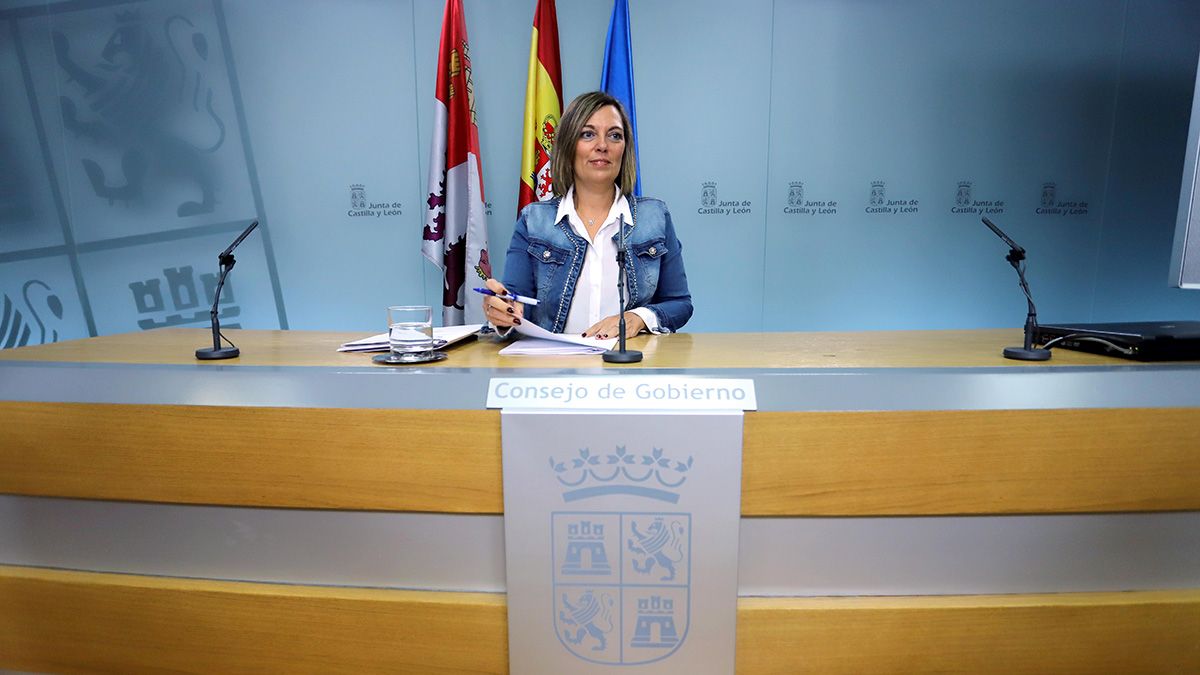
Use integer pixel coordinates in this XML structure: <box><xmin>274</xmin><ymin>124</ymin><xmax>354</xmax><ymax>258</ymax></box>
<box><xmin>557</xmin><ymin>186</ymin><xmax>659</xmax><ymax>335</ymax></box>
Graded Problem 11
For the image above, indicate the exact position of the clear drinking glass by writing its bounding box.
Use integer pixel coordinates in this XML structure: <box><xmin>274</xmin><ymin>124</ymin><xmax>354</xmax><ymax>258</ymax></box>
<box><xmin>387</xmin><ymin>305</ymin><xmax>433</xmax><ymax>358</ymax></box>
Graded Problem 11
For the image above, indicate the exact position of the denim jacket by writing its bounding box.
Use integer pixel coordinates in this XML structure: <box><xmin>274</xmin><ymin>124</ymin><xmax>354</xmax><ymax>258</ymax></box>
<box><xmin>501</xmin><ymin>196</ymin><xmax>693</xmax><ymax>333</ymax></box>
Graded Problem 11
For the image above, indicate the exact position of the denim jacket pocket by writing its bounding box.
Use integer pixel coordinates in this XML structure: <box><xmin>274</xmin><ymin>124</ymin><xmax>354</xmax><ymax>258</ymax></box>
<box><xmin>631</xmin><ymin>238</ymin><xmax>668</xmax><ymax>260</ymax></box>
<box><xmin>527</xmin><ymin>239</ymin><xmax>571</xmax><ymax>299</ymax></box>
<box><xmin>630</xmin><ymin>237</ymin><xmax>666</xmax><ymax>299</ymax></box>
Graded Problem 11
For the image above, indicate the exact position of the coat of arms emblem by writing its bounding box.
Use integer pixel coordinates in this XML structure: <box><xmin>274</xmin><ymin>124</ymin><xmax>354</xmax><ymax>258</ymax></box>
<box><xmin>552</xmin><ymin>512</ymin><xmax>690</xmax><ymax>664</ymax></box>
<box><xmin>549</xmin><ymin>446</ymin><xmax>693</xmax><ymax>665</ymax></box>
<box><xmin>956</xmin><ymin>181</ymin><xmax>972</xmax><ymax>207</ymax></box>
<box><xmin>787</xmin><ymin>181</ymin><xmax>804</xmax><ymax>207</ymax></box>
<box><xmin>870</xmin><ymin>181</ymin><xmax>886</xmax><ymax>206</ymax></box>
<box><xmin>1041</xmin><ymin>182</ymin><xmax>1057</xmax><ymax>208</ymax></box>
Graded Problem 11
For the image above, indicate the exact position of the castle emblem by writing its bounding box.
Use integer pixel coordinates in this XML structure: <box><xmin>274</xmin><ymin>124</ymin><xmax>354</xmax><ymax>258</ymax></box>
<box><xmin>561</xmin><ymin>520</ymin><xmax>611</xmax><ymax>576</ymax></box>
<box><xmin>129</xmin><ymin>265</ymin><xmax>239</xmax><ymax>331</ymax></box>
<box><xmin>631</xmin><ymin>595</ymin><xmax>681</xmax><ymax>649</ymax></box>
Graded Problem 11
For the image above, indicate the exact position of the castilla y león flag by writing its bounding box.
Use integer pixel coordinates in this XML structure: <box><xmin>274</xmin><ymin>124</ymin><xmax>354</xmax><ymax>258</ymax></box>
<box><xmin>517</xmin><ymin>0</ymin><xmax>563</xmax><ymax>214</ymax></box>
<box><xmin>423</xmin><ymin>0</ymin><xmax>490</xmax><ymax>325</ymax></box>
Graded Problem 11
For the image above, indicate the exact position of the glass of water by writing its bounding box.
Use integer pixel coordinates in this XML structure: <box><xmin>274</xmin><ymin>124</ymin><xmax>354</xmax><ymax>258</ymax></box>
<box><xmin>387</xmin><ymin>305</ymin><xmax>433</xmax><ymax>359</ymax></box>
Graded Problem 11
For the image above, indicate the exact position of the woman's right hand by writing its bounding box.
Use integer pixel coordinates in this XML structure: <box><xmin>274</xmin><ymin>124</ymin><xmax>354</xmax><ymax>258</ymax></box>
<box><xmin>482</xmin><ymin>278</ymin><xmax>524</xmax><ymax>328</ymax></box>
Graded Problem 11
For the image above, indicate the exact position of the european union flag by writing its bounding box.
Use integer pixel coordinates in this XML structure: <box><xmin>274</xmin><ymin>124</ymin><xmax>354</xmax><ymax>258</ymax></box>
<box><xmin>600</xmin><ymin>0</ymin><xmax>641</xmax><ymax>196</ymax></box>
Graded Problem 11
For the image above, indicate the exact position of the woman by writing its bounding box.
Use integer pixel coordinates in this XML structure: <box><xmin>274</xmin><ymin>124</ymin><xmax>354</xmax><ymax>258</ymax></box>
<box><xmin>483</xmin><ymin>91</ymin><xmax>692</xmax><ymax>339</ymax></box>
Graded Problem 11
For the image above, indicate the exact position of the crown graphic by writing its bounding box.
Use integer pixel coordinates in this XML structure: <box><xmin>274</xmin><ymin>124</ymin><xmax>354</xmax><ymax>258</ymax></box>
<box><xmin>789</xmin><ymin>181</ymin><xmax>803</xmax><ymax>188</ymax></box>
<box><xmin>871</xmin><ymin>180</ymin><xmax>885</xmax><ymax>188</ymax></box>
<box><xmin>549</xmin><ymin>446</ymin><xmax>694</xmax><ymax>504</ymax></box>
<box><xmin>701</xmin><ymin>181</ymin><xmax>716</xmax><ymax>189</ymax></box>
<box><xmin>350</xmin><ymin>183</ymin><xmax>365</xmax><ymax>190</ymax></box>
<box><xmin>958</xmin><ymin>181</ymin><xmax>972</xmax><ymax>188</ymax></box>
<box><xmin>1042</xmin><ymin>181</ymin><xmax>1056</xmax><ymax>189</ymax></box>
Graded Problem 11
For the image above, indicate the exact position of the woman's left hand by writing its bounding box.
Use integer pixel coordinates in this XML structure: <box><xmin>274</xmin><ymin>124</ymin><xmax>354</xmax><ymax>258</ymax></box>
<box><xmin>582</xmin><ymin>312</ymin><xmax>646</xmax><ymax>341</ymax></box>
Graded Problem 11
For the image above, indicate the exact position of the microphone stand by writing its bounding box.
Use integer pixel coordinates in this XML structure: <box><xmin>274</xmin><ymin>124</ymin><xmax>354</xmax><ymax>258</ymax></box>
<box><xmin>982</xmin><ymin>217</ymin><xmax>1050</xmax><ymax>361</ymax></box>
<box><xmin>604</xmin><ymin>205</ymin><xmax>642</xmax><ymax>364</ymax></box>
<box><xmin>196</xmin><ymin>220</ymin><xmax>259</xmax><ymax>360</ymax></box>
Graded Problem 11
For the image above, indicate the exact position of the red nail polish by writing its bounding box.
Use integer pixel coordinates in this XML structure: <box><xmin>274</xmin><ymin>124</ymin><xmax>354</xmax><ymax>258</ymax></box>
<box><xmin>514</xmin><ymin>318</ymin><xmax>522</xmax><ymax>325</ymax></box>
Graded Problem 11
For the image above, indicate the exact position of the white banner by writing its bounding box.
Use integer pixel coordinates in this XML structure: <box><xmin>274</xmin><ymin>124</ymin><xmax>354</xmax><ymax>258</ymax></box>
<box><xmin>488</xmin><ymin>377</ymin><xmax>757</xmax><ymax>411</ymax></box>
<box><xmin>502</xmin><ymin>409</ymin><xmax>744</xmax><ymax>674</ymax></box>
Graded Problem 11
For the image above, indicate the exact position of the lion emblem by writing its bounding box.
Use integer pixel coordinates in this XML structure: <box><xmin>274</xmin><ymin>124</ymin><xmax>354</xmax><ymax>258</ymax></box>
<box><xmin>1</xmin><ymin>280</ymin><xmax>64</xmax><ymax>349</ymax></box>
<box><xmin>52</xmin><ymin>10</ymin><xmax>226</xmax><ymax>217</ymax></box>
<box><xmin>627</xmin><ymin>518</ymin><xmax>686</xmax><ymax>582</ymax></box>
<box><xmin>559</xmin><ymin>590</ymin><xmax>615</xmax><ymax>651</ymax></box>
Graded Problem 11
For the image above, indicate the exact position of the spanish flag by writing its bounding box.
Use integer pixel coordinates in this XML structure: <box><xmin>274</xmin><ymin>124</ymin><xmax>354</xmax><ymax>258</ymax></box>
<box><xmin>517</xmin><ymin>0</ymin><xmax>563</xmax><ymax>214</ymax></box>
<box><xmin>422</xmin><ymin>0</ymin><xmax>490</xmax><ymax>325</ymax></box>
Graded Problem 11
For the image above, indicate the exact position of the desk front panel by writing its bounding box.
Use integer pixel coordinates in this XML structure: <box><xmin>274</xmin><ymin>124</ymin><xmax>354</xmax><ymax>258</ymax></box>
<box><xmin>2</xmin><ymin>402</ymin><xmax>1199</xmax><ymax>515</ymax></box>
<box><xmin>2</xmin><ymin>329</ymin><xmax>1199</xmax><ymax>673</ymax></box>
<box><xmin>3</xmin><ymin>567</ymin><xmax>1197</xmax><ymax>675</ymax></box>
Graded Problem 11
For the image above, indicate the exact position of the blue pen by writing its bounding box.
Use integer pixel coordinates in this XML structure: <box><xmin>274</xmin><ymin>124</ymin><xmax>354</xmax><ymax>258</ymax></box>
<box><xmin>473</xmin><ymin>287</ymin><xmax>539</xmax><ymax>306</ymax></box>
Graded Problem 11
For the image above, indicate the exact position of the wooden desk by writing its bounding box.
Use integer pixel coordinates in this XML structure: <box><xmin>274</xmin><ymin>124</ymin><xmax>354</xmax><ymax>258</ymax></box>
<box><xmin>2</xmin><ymin>329</ymin><xmax>1198</xmax><ymax>673</ymax></box>
<box><xmin>0</xmin><ymin>325</ymin><xmax>1155</xmax><ymax>368</ymax></box>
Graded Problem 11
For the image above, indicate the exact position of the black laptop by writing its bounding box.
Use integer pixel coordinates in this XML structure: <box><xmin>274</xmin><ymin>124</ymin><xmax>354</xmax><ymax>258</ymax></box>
<box><xmin>1034</xmin><ymin>321</ymin><xmax>1200</xmax><ymax>361</ymax></box>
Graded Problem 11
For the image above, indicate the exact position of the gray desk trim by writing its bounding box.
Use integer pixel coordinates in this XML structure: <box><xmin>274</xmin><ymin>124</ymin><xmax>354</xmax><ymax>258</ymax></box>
<box><xmin>1</xmin><ymin>496</ymin><xmax>1196</xmax><ymax>597</ymax></box>
<box><xmin>3</xmin><ymin>361</ymin><xmax>1200</xmax><ymax>411</ymax></box>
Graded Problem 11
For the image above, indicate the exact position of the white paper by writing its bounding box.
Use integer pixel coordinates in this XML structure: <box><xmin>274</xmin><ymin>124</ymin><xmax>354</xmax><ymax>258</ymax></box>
<box><xmin>509</xmin><ymin>319</ymin><xmax>617</xmax><ymax>351</ymax></box>
<box><xmin>500</xmin><ymin>338</ymin><xmax>607</xmax><ymax>356</ymax></box>
<box><xmin>337</xmin><ymin>324</ymin><xmax>482</xmax><ymax>352</ymax></box>
<box><xmin>435</xmin><ymin>323</ymin><xmax>486</xmax><ymax>345</ymax></box>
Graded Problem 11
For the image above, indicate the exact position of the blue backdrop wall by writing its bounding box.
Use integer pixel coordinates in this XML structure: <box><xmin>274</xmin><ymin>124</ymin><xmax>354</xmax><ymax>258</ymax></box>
<box><xmin>1</xmin><ymin>0</ymin><xmax>1198</xmax><ymax>346</ymax></box>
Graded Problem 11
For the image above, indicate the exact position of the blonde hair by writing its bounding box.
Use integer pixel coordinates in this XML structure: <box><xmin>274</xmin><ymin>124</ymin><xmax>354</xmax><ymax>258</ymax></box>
<box><xmin>551</xmin><ymin>91</ymin><xmax>638</xmax><ymax>198</ymax></box>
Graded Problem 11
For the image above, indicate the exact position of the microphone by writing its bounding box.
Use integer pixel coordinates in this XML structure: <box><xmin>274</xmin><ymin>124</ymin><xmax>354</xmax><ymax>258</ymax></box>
<box><xmin>982</xmin><ymin>217</ymin><xmax>1050</xmax><ymax>361</ymax></box>
<box><xmin>603</xmin><ymin>201</ymin><xmax>643</xmax><ymax>364</ymax></box>
<box><xmin>982</xmin><ymin>215</ymin><xmax>1025</xmax><ymax>255</ymax></box>
<box><xmin>196</xmin><ymin>220</ymin><xmax>259</xmax><ymax>360</ymax></box>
